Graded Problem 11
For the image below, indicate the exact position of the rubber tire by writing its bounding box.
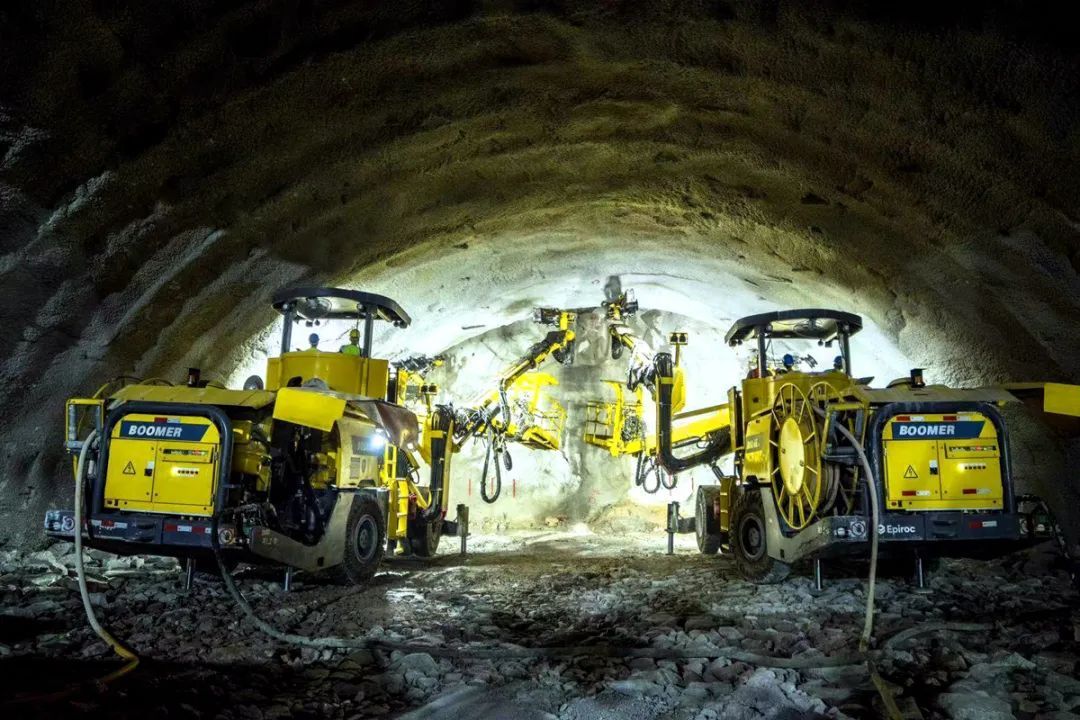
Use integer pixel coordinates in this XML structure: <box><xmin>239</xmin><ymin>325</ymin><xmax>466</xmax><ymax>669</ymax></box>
<box><xmin>731</xmin><ymin>488</ymin><xmax>791</xmax><ymax>583</ymax></box>
<box><xmin>332</xmin><ymin>495</ymin><xmax>386</xmax><ymax>585</ymax></box>
<box><xmin>695</xmin><ymin>486</ymin><xmax>723</xmax><ymax>555</ymax></box>
<box><xmin>409</xmin><ymin>516</ymin><xmax>443</xmax><ymax>558</ymax></box>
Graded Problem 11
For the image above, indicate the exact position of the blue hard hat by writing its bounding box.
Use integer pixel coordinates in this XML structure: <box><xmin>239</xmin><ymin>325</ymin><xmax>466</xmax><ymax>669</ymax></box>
<box><xmin>309</xmin><ymin>333</ymin><xmax>320</xmax><ymax>346</ymax></box>
<box><xmin>782</xmin><ymin>353</ymin><xmax>795</xmax><ymax>367</ymax></box>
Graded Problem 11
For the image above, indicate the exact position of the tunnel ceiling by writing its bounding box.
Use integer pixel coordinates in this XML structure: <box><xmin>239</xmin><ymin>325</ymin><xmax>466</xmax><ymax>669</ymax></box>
<box><xmin>2</xmin><ymin>1</ymin><xmax>1080</xmax><ymax>542</ymax></box>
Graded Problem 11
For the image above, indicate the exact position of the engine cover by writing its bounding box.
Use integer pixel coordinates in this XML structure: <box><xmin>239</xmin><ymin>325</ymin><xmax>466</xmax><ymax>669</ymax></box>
<box><xmin>103</xmin><ymin>413</ymin><xmax>221</xmax><ymax>516</ymax></box>
<box><xmin>881</xmin><ymin>411</ymin><xmax>1003</xmax><ymax>511</ymax></box>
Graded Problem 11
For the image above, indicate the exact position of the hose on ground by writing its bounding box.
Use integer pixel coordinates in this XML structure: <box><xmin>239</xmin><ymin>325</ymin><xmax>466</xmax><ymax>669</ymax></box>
<box><xmin>4</xmin><ymin>431</ymin><xmax>139</xmax><ymax>707</ymax></box>
<box><xmin>817</xmin><ymin>407</ymin><xmax>889</xmax><ymax>715</ymax></box>
<box><xmin>825</xmin><ymin>412</ymin><xmax>880</xmax><ymax>653</ymax></box>
<box><xmin>215</xmin><ymin>544</ymin><xmax>865</xmax><ymax>662</ymax></box>
<box><xmin>882</xmin><ymin>622</ymin><xmax>990</xmax><ymax>651</ymax></box>
<box><xmin>215</xmin><ymin>543</ymin><xmax>987</xmax><ymax>670</ymax></box>
<box><xmin>74</xmin><ymin>430</ymin><xmax>140</xmax><ymax>681</ymax></box>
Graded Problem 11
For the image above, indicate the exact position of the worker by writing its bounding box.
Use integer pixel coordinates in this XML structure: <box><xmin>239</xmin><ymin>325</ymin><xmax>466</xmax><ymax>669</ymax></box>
<box><xmin>746</xmin><ymin>355</ymin><xmax>780</xmax><ymax>379</ymax></box>
<box><xmin>340</xmin><ymin>328</ymin><xmax>361</xmax><ymax>355</ymax></box>
<box><xmin>308</xmin><ymin>333</ymin><xmax>319</xmax><ymax>350</ymax></box>
<box><xmin>781</xmin><ymin>353</ymin><xmax>796</xmax><ymax>373</ymax></box>
<box><xmin>833</xmin><ymin>355</ymin><xmax>844</xmax><ymax>372</ymax></box>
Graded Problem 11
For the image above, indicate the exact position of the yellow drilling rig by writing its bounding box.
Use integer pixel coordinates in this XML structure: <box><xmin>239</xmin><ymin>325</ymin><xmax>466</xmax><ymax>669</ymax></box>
<box><xmin>46</xmin><ymin>289</ymin><xmax>578</xmax><ymax>583</ymax></box>
<box><xmin>48</xmin><ymin>288</ymin><xmax>462</xmax><ymax>583</ymax></box>
<box><xmin>585</xmin><ymin>289</ymin><xmax>1079</xmax><ymax>582</ymax></box>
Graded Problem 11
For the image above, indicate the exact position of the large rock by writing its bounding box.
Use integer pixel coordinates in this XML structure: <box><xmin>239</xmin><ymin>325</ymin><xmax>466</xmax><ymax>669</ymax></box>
<box><xmin>937</xmin><ymin>692</ymin><xmax>1015</xmax><ymax>720</ymax></box>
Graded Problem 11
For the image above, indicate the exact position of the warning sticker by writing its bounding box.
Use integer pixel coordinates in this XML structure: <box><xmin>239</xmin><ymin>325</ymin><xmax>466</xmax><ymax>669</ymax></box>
<box><xmin>903</xmin><ymin>465</ymin><xmax>919</xmax><ymax>479</ymax></box>
<box><xmin>122</xmin><ymin>461</ymin><xmax>136</xmax><ymax>475</ymax></box>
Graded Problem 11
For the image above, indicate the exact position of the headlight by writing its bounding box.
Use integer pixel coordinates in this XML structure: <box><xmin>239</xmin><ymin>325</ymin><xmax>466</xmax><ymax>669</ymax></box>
<box><xmin>368</xmin><ymin>432</ymin><xmax>387</xmax><ymax>451</ymax></box>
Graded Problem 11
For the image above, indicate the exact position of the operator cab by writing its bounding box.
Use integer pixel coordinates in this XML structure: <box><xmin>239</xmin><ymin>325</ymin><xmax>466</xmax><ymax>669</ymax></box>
<box><xmin>265</xmin><ymin>287</ymin><xmax>411</xmax><ymax>397</ymax></box>
<box><xmin>725</xmin><ymin>309</ymin><xmax>862</xmax><ymax>378</ymax></box>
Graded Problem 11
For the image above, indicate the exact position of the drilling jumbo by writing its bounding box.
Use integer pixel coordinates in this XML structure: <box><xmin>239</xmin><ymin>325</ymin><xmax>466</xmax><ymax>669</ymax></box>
<box><xmin>46</xmin><ymin>288</ymin><xmax>461</xmax><ymax>583</ymax></box>
<box><xmin>586</xmin><ymin>290</ymin><xmax>1079</xmax><ymax>582</ymax></box>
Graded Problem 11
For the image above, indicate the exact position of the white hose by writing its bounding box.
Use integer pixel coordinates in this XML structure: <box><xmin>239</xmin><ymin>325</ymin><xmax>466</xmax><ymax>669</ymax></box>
<box><xmin>824</xmin><ymin>415</ymin><xmax>879</xmax><ymax>652</ymax></box>
<box><xmin>814</xmin><ymin>409</ymin><xmax>896</xmax><ymax>716</ymax></box>
<box><xmin>74</xmin><ymin>430</ymin><xmax>140</xmax><ymax>680</ymax></box>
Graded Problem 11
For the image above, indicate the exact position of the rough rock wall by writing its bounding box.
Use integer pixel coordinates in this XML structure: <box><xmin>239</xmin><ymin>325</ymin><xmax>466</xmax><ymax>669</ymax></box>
<box><xmin>1</xmin><ymin>1</ymin><xmax>1079</xmax><ymax>544</ymax></box>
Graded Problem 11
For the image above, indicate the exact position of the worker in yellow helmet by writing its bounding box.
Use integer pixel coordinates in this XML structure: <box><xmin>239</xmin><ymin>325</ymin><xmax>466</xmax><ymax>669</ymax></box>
<box><xmin>340</xmin><ymin>328</ymin><xmax>361</xmax><ymax>355</ymax></box>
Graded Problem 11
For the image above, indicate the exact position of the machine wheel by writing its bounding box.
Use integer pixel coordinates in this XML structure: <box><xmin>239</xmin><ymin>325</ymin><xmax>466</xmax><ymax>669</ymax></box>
<box><xmin>695</xmin><ymin>486</ymin><xmax>723</xmax><ymax>555</ymax></box>
<box><xmin>409</xmin><ymin>516</ymin><xmax>443</xmax><ymax>558</ymax></box>
<box><xmin>333</xmin><ymin>495</ymin><xmax>386</xmax><ymax>585</ymax></box>
<box><xmin>731</xmin><ymin>488</ymin><xmax>790</xmax><ymax>583</ymax></box>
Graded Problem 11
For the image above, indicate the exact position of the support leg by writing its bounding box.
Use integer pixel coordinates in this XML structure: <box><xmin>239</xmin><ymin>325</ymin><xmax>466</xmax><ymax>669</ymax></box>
<box><xmin>184</xmin><ymin>558</ymin><xmax>195</xmax><ymax>591</ymax></box>
<box><xmin>457</xmin><ymin>503</ymin><xmax>469</xmax><ymax>557</ymax></box>
<box><xmin>666</xmin><ymin>502</ymin><xmax>679</xmax><ymax>556</ymax></box>
<box><xmin>814</xmin><ymin>558</ymin><xmax>824</xmax><ymax>591</ymax></box>
<box><xmin>283</xmin><ymin>566</ymin><xmax>294</xmax><ymax>592</ymax></box>
<box><xmin>914</xmin><ymin>555</ymin><xmax>926</xmax><ymax>589</ymax></box>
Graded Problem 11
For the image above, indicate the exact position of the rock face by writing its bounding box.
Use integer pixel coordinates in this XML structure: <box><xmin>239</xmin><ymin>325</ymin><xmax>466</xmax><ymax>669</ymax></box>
<box><xmin>2</xmin><ymin>1</ymin><xmax>1080</xmax><ymax>544</ymax></box>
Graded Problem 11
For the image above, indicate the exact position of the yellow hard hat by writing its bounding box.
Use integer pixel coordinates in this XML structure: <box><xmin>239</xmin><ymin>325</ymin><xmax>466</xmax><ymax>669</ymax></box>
<box><xmin>349</xmin><ymin>328</ymin><xmax>360</xmax><ymax>342</ymax></box>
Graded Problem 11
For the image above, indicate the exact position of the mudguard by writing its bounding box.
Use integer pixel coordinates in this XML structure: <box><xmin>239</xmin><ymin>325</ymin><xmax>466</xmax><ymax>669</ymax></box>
<box><xmin>273</xmin><ymin>386</ymin><xmax>419</xmax><ymax>444</ymax></box>
<box><xmin>247</xmin><ymin>488</ymin><xmax>389</xmax><ymax>571</ymax></box>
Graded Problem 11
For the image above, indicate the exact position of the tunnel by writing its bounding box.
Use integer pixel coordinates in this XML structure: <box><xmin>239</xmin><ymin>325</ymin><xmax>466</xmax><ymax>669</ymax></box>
<box><xmin>2</xmin><ymin>2</ymin><xmax>1080</xmax><ymax>718</ymax></box>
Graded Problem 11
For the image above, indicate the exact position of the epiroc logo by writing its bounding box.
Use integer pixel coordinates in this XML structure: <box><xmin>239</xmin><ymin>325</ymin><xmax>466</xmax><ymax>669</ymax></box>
<box><xmin>893</xmin><ymin>421</ymin><xmax>984</xmax><ymax>440</ymax></box>
<box><xmin>878</xmin><ymin>523</ymin><xmax>918</xmax><ymax>537</ymax></box>
<box><xmin>120</xmin><ymin>421</ymin><xmax>208</xmax><ymax>442</ymax></box>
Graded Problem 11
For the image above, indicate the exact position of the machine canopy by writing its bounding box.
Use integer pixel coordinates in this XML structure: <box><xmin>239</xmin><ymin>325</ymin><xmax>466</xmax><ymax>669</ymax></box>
<box><xmin>725</xmin><ymin>309</ymin><xmax>863</xmax><ymax>346</ymax></box>
<box><xmin>272</xmin><ymin>287</ymin><xmax>411</xmax><ymax>328</ymax></box>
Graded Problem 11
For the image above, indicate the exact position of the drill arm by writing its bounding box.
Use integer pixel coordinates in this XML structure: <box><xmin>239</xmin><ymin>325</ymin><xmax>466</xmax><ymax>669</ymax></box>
<box><xmin>443</xmin><ymin>309</ymin><xmax>576</xmax><ymax>504</ymax></box>
<box><xmin>606</xmin><ymin>296</ymin><xmax>658</xmax><ymax>393</ymax></box>
<box><xmin>603</xmin><ymin>291</ymin><xmax>733</xmax><ymax>475</ymax></box>
<box><xmin>498</xmin><ymin>327</ymin><xmax>575</xmax><ymax>393</ymax></box>
<box><xmin>455</xmin><ymin>309</ymin><xmax>576</xmax><ymax>443</ymax></box>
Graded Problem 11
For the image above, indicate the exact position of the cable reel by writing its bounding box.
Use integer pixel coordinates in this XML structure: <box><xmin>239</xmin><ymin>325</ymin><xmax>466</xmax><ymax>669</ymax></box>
<box><xmin>768</xmin><ymin>382</ymin><xmax>826</xmax><ymax>530</ymax></box>
<box><xmin>768</xmin><ymin>381</ymin><xmax>863</xmax><ymax>529</ymax></box>
<box><xmin>808</xmin><ymin>381</ymin><xmax>861</xmax><ymax>516</ymax></box>
<box><xmin>620</xmin><ymin>409</ymin><xmax>644</xmax><ymax>443</ymax></box>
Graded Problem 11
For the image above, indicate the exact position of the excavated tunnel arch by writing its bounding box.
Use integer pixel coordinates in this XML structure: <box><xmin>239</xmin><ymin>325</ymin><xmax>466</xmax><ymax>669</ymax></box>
<box><xmin>2</xmin><ymin>2</ymin><xmax>1080</xmax><ymax>546</ymax></box>
<box><xmin>224</xmin><ymin>239</ymin><xmax>921</xmax><ymax>530</ymax></box>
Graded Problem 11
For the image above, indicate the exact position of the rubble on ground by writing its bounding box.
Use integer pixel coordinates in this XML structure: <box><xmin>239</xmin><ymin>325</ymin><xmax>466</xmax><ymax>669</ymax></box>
<box><xmin>1</xmin><ymin>532</ymin><xmax>1077</xmax><ymax>719</ymax></box>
